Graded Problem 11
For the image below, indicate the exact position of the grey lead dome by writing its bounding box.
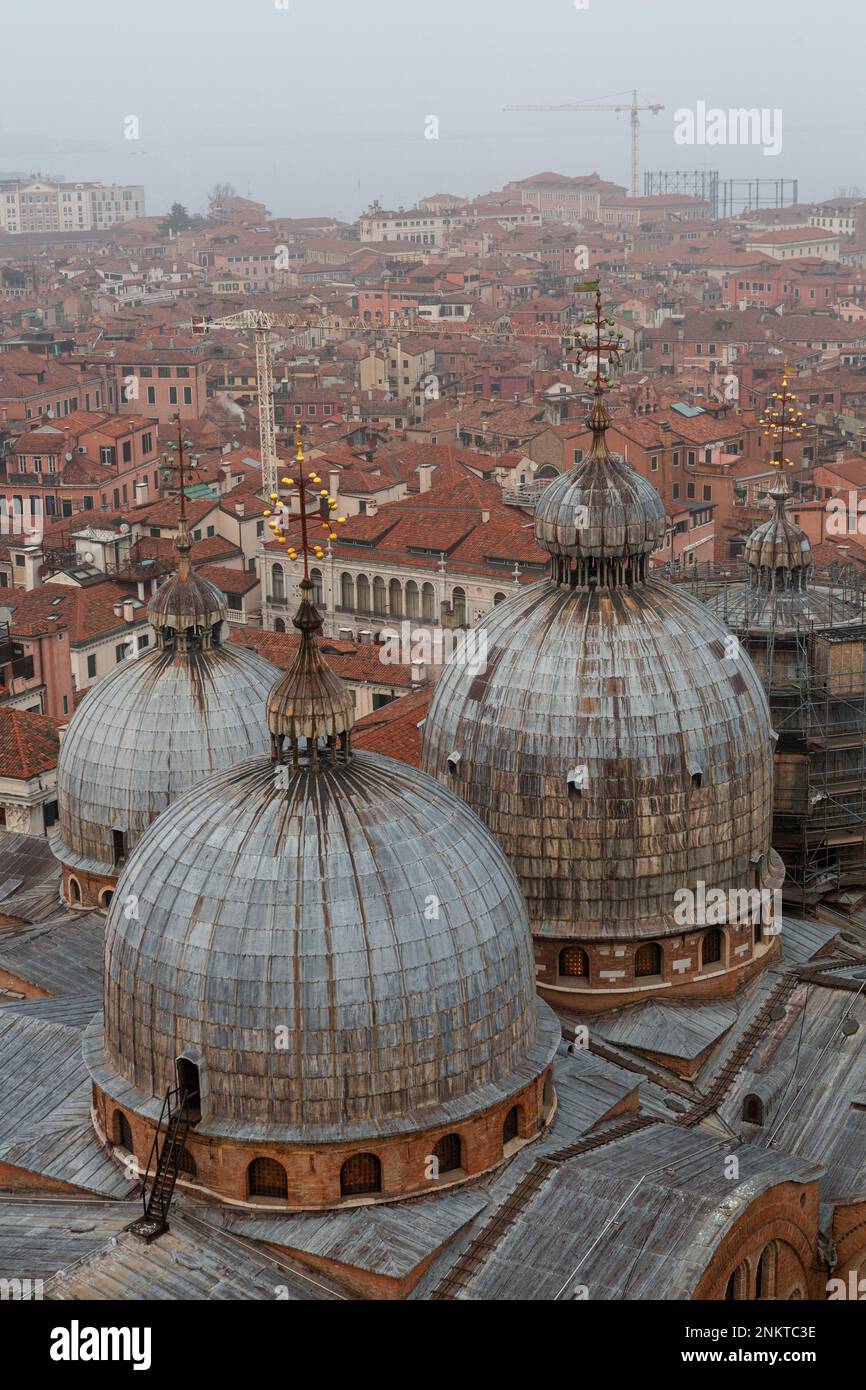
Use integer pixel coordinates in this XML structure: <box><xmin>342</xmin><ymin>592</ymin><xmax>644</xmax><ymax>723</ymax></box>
<box><xmin>54</xmin><ymin>640</ymin><xmax>280</xmax><ymax>873</ymax></box>
<box><xmin>96</xmin><ymin>751</ymin><xmax>550</xmax><ymax>1142</ymax></box>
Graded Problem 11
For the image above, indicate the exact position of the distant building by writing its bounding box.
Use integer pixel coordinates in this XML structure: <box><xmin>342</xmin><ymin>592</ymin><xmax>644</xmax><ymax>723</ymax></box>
<box><xmin>0</xmin><ymin>177</ymin><xmax>145</xmax><ymax>234</ymax></box>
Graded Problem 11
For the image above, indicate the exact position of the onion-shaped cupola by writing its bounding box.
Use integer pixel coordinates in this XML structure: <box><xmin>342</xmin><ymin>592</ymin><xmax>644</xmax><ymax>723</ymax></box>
<box><xmin>745</xmin><ymin>475</ymin><xmax>812</xmax><ymax>593</ymax></box>
<box><xmin>534</xmin><ymin>384</ymin><xmax>667</xmax><ymax>588</ymax></box>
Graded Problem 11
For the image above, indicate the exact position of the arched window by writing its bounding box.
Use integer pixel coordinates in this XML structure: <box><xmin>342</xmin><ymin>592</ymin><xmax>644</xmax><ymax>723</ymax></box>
<box><xmin>388</xmin><ymin>577</ymin><xmax>403</xmax><ymax>617</ymax></box>
<box><xmin>725</xmin><ymin>1262</ymin><xmax>748</xmax><ymax>1300</ymax></box>
<box><xmin>272</xmin><ymin>563</ymin><xmax>284</xmax><ymax>601</ymax></box>
<box><xmin>452</xmin><ymin>587</ymin><xmax>467</xmax><ymax>627</ymax></box>
<box><xmin>702</xmin><ymin>928</ymin><xmax>723</xmax><ymax>967</ymax></box>
<box><xmin>274</xmin><ymin>618</ymin><xmax>286</xmax><ymax>633</ymax></box>
<box><xmin>100</xmin><ymin>889</ymin><xmax>114</xmax><ymax>909</ymax></box>
<box><xmin>310</xmin><ymin>567</ymin><xmax>323</xmax><ymax>609</ymax></box>
<box><xmin>433</xmin><ymin>1133</ymin><xmax>462</xmax><ymax>1174</ymax></box>
<box><xmin>340</xmin><ymin>572</ymin><xmax>354</xmax><ymax>610</ymax></box>
<box><xmin>357</xmin><ymin>573</ymin><xmax>370</xmax><ymax>611</ymax></box>
<box><xmin>406</xmin><ymin>580</ymin><xmax>420</xmax><ymax>620</ymax></box>
<box><xmin>742</xmin><ymin>1093</ymin><xmax>764</xmax><ymax>1125</ymax></box>
<box><xmin>247</xmin><ymin>1156</ymin><xmax>288</xmax><ymax>1199</ymax></box>
<box><xmin>373</xmin><ymin>576</ymin><xmax>386</xmax><ymax>615</ymax></box>
<box><xmin>493</xmin><ymin>591</ymin><xmax>507</xmax><ymax>605</ymax></box>
<box><xmin>502</xmin><ymin>1105</ymin><xmax>521</xmax><ymax>1147</ymax></box>
<box><xmin>176</xmin><ymin>1058</ymin><xmax>200</xmax><ymax>1118</ymax></box>
<box><xmin>113</xmin><ymin>1110</ymin><xmax>133</xmax><ymax>1152</ymax></box>
<box><xmin>421</xmin><ymin>582</ymin><xmax>436</xmax><ymax>622</ymax></box>
<box><xmin>69</xmin><ymin>876</ymin><xmax>81</xmax><ymax>904</ymax></box>
<box><xmin>340</xmin><ymin>1152</ymin><xmax>381</xmax><ymax>1197</ymax></box>
<box><xmin>559</xmin><ymin>946</ymin><xmax>589</xmax><ymax>978</ymax></box>
<box><xmin>756</xmin><ymin>1244</ymin><xmax>776</xmax><ymax>1299</ymax></box>
<box><xmin>176</xmin><ymin>1147</ymin><xmax>197</xmax><ymax>1177</ymax></box>
<box><xmin>635</xmin><ymin>942</ymin><xmax>662</xmax><ymax>978</ymax></box>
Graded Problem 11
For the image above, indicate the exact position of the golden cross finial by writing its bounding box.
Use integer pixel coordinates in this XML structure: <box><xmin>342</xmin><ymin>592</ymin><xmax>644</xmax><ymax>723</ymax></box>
<box><xmin>262</xmin><ymin>422</ymin><xmax>346</xmax><ymax>579</ymax></box>
<box><xmin>761</xmin><ymin>362</ymin><xmax>807</xmax><ymax>468</ymax></box>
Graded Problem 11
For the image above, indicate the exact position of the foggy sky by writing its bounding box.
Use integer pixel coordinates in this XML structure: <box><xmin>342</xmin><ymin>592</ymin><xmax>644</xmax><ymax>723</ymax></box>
<box><xmin>0</xmin><ymin>0</ymin><xmax>862</xmax><ymax>220</ymax></box>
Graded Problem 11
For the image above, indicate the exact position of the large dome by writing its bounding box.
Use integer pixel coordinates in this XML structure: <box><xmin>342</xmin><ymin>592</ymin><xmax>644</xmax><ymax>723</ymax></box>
<box><xmin>93</xmin><ymin>748</ymin><xmax>551</xmax><ymax>1142</ymax></box>
<box><xmin>420</xmin><ymin>352</ymin><xmax>781</xmax><ymax>993</ymax></box>
<box><xmin>421</xmin><ymin>576</ymin><xmax>777</xmax><ymax>940</ymax></box>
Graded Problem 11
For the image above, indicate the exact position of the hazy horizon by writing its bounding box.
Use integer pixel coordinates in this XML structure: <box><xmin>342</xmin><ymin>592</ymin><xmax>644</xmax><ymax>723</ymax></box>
<box><xmin>1</xmin><ymin>0</ymin><xmax>863</xmax><ymax>220</ymax></box>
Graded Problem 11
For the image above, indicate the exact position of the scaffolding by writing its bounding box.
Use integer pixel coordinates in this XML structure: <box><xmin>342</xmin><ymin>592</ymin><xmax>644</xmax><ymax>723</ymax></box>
<box><xmin>685</xmin><ymin>560</ymin><xmax>866</xmax><ymax>909</ymax></box>
<box><xmin>643</xmin><ymin>172</ymin><xmax>799</xmax><ymax>221</ymax></box>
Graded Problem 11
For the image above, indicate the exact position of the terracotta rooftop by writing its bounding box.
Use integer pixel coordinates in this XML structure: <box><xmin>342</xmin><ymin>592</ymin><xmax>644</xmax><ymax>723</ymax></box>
<box><xmin>0</xmin><ymin>707</ymin><xmax>65</xmax><ymax>779</ymax></box>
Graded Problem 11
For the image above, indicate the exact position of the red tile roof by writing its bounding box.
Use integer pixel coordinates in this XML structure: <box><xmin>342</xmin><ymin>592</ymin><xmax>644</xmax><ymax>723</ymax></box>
<box><xmin>352</xmin><ymin>686</ymin><xmax>432</xmax><ymax>767</ymax></box>
<box><xmin>0</xmin><ymin>708</ymin><xmax>65</xmax><ymax>779</ymax></box>
<box><xmin>229</xmin><ymin>627</ymin><xmax>416</xmax><ymax>686</ymax></box>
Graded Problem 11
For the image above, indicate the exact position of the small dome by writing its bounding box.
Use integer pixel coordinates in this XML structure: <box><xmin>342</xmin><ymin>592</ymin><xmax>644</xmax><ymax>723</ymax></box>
<box><xmin>148</xmin><ymin>569</ymin><xmax>226</xmax><ymax>632</ymax></box>
<box><xmin>54</xmin><ymin>640</ymin><xmax>280</xmax><ymax>876</ymax></box>
<box><xmin>744</xmin><ymin>476</ymin><xmax>812</xmax><ymax>579</ymax></box>
<box><xmin>95</xmin><ymin>751</ymin><xmax>552</xmax><ymax>1141</ymax></box>
<box><xmin>534</xmin><ymin>448</ymin><xmax>667</xmax><ymax>562</ymax></box>
<box><xmin>534</xmin><ymin>394</ymin><xmax>667</xmax><ymax>588</ymax></box>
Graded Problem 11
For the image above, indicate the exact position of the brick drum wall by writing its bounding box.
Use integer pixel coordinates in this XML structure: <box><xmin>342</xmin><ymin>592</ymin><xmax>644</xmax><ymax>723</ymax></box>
<box><xmin>535</xmin><ymin>925</ymin><xmax>780</xmax><ymax>1015</ymax></box>
<box><xmin>93</xmin><ymin>1067</ymin><xmax>556</xmax><ymax>1212</ymax></box>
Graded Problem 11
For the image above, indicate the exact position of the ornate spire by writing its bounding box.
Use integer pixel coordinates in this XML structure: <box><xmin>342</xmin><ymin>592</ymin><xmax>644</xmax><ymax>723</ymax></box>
<box><xmin>160</xmin><ymin>415</ymin><xmax>201</xmax><ymax>578</ymax></box>
<box><xmin>148</xmin><ymin>416</ymin><xmax>227</xmax><ymax>645</ymax></box>
<box><xmin>760</xmin><ymin>364</ymin><xmax>808</xmax><ymax>469</ymax></box>
<box><xmin>564</xmin><ymin>280</ymin><xmax>627</xmax><ymax>458</ymax></box>
<box><xmin>534</xmin><ymin>281</ymin><xmax>667</xmax><ymax>588</ymax></box>
<box><xmin>263</xmin><ymin>422</ymin><xmax>346</xmax><ymax>575</ymax></box>
<box><xmin>265</xmin><ymin>424</ymin><xmax>354</xmax><ymax>768</ymax></box>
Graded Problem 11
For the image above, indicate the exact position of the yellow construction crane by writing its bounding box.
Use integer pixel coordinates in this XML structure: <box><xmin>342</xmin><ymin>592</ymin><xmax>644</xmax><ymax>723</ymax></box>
<box><xmin>505</xmin><ymin>89</ymin><xmax>664</xmax><ymax>198</ymax></box>
<box><xmin>191</xmin><ymin>310</ymin><xmax>300</xmax><ymax>496</ymax></box>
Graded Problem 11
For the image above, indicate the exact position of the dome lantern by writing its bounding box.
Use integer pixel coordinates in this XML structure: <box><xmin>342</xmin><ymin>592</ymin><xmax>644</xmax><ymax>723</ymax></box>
<box><xmin>535</xmin><ymin>284</ymin><xmax>667</xmax><ymax>588</ymax></box>
<box><xmin>745</xmin><ymin>474</ymin><xmax>812</xmax><ymax>593</ymax></box>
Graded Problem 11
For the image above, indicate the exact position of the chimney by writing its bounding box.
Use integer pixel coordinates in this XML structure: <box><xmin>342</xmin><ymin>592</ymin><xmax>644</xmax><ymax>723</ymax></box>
<box><xmin>234</xmin><ymin>500</ymin><xmax>245</xmax><ymax>517</ymax></box>
<box><xmin>418</xmin><ymin>463</ymin><xmax>433</xmax><ymax>493</ymax></box>
<box><xmin>411</xmin><ymin>658</ymin><xmax>427</xmax><ymax>686</ymax></box>
<box><xmin>329</xmin><ymin>468</ymin><xmax>340</xmax><ymax>503</ymax></box>
<box><xmin>480</xmin><ymin>508</ymin><xmax>490</xmax><ymax>523</ymax></box>
<box><xmin>367</xmin><ymin>500</ymin><xmax>378</xmax><ymax>516</ymax></box>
